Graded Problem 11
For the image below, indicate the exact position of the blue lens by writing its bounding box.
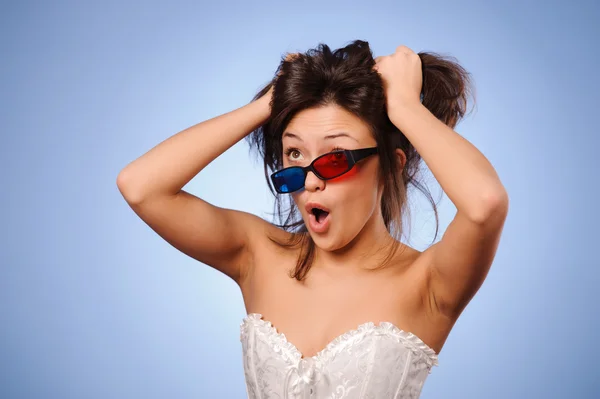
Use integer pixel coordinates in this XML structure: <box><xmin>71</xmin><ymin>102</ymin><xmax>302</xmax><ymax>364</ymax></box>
<box><xmin>273</xmin><ymin>167</ymin><xmax>305</xmax><ymax>193</ymax></box>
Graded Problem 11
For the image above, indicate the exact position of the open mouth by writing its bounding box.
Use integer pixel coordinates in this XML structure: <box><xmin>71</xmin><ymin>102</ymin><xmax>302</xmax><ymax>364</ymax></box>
<box><xmin>311</xmin><ymin>207</ymin><xmax>330</xmax><ymax>224</ymax></box>
<box><xmin>305</xmin><ymin>202</ymin><xmax>331</xmax><ymax>233</ymax></box>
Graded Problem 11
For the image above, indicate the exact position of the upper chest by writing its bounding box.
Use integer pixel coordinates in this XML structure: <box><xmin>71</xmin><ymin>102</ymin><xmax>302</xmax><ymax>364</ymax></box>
<box><xmin>239</xmin><ymin>244</ymin><xmax>443</xmax><ymax>357</ymax></box>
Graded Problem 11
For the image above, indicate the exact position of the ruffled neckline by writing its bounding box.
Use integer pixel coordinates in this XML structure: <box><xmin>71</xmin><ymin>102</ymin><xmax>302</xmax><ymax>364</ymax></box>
<box><xmin>240</xmin><ymin>313</ymin><xmax>439</xmax><ymax>368</ymax></box>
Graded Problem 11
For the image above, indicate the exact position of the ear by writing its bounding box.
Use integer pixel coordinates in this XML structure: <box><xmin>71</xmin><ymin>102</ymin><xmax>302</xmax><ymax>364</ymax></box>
<box><xmin>395</xmin><ymin>148</ymin><xmax>407</xmax><ymax>171</ymax></box>
<box><xmin>377</xmin><ymin>148</ymin><xmax>407</xmax><ymax>192</ymax></box>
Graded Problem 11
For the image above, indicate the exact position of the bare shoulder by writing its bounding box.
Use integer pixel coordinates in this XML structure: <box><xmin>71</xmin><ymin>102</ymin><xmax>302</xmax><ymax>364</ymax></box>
<box><xmin>238</xmin><ymin>226</ymin><xmax>305</xmax><ymax>312</ymax></box>
<box><xmin>239</xmin><ymin>217</ymin><xmax>297</xmax><ymax>284</ymax></box>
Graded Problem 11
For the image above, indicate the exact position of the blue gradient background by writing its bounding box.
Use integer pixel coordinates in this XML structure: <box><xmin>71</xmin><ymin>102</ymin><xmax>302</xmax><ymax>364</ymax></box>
<box><xmin>1</xmin><ymin>1</ymin><xmax>598</xmax><ymax>398</ymax></box>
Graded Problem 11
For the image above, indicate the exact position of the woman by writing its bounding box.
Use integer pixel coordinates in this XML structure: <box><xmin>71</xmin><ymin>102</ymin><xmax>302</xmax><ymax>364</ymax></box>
<box><xmin>117</xmin><ymin>40</ymin><xmax>509</xmax><ymax>398</ymax></box>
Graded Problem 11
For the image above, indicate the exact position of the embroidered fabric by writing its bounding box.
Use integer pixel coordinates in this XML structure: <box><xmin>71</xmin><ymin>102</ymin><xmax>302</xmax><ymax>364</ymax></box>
<box><xmin>240</xmin><ymin>313</ymin><xmax>439</xmax><ymax>399</ymax></box>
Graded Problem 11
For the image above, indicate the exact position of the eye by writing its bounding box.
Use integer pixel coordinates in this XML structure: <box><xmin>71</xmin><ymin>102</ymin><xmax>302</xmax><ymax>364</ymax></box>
<box><xmin>330</xmin><ymin>146</ymin><xmax>346</xmax><ymax>158</ymax></box>
<box><xmin>284</xmin><ymin>147</ymin><xmax>303</xmax><ymax>161</ymax></box>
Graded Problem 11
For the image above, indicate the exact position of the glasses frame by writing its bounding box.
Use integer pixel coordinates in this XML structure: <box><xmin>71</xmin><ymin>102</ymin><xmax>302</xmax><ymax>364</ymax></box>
<box><xmin>270</xmin><ymin>146</ymin><xmax>379</xmax><ymax>194</ymax></box>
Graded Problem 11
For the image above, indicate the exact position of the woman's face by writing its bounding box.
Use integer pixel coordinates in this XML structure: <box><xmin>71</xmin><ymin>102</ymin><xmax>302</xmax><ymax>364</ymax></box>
<box><xmin>281</xmin><ymin>104</ymin><xmax>384</xmax><ymax>252</ymax></box>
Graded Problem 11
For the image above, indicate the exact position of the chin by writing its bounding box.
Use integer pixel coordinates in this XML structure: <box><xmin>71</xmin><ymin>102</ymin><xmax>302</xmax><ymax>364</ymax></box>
<box><xmin>311</xmin><ymin>237</ymin><xmax>337</xmax><ymax>252</ymax></box>
<box><xmin>309</xmin><ymin>230</ymin><xmax>350</xmax><ymax>253</ymax></box>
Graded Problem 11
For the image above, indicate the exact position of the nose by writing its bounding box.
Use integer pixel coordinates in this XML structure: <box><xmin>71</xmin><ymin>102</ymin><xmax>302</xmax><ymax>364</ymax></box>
<box><xmin>304</xmin><ymin>170</ymin><xmax>325</xmax><ymax>192</ymax></box>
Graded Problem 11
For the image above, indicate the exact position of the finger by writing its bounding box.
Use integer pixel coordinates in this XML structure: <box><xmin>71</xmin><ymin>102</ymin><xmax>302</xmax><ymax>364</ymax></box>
<box><xmin>284</xmin><ymin>52</ymin><xmax>300</xmax><ymax>62</ymax></box>
<box><xmin>373</xmin><ymin>55</ymin><xmax>386</xmax><ymax>71</ymax></box>
<box><xmin>277</xmin><ymin>53</ymin><xmax>300</xmax><ymax>77</ymax></box>
<box><xmin>395</xmin><ymin>45</ymin><xmax>413</xmax><ymax>55</ymax></box>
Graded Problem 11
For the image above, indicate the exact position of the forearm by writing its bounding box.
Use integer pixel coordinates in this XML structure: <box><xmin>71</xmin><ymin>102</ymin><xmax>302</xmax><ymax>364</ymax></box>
<box><xmin>117</xmin><ymin>95</ymin><xmax>271</xmax><ymax>203</ymax></box>
<box><xmin>389</xmin><ymin>103</ymin><xmax>507</xmax><ymax>221</ymax></box>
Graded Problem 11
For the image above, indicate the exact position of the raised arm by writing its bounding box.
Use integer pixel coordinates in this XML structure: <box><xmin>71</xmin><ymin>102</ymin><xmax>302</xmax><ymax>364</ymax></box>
<box><xmin>116</xmin><ymin>86</ymin><xmax>277</xmax><ymax>285</ymax></box>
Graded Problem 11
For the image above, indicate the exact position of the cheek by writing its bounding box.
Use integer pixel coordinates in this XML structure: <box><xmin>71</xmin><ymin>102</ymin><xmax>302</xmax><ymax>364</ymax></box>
<box><xmin>338</xmin><ymin>181</ymin><xmax>379</xmax><ymax>222</ymax></box>
<box><xmin>356</xmin><ymin>164</ymin><xmax>382</xmax><ymax>200</ymax></box>
<box><xmin>337</xmin><ymin>164</ymin><xmax>379</xmax><ymax>202</ymax></box>
<box><xmin>353</xmin><ymin>176</ymin><xmax>381</xmax><ymax>219</ymax></box>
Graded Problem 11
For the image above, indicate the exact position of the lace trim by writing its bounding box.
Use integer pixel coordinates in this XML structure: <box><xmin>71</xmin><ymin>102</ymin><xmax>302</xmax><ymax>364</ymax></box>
<box><xmin>240</xmin><ymin>313</ymin><xmax>439</xmax><ymax>368</ymax></box>
<box><xmin>240</xmin><ymin>313</ymin><xmax>303</xmax><ymax>364</ymax></box>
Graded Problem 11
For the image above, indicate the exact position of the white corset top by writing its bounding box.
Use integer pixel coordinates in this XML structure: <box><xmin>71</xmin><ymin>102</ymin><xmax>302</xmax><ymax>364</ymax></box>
<box><xmin>240</xmin><ymin>313</ymin><xmax>439</xmax><ymax>399</ymax></box>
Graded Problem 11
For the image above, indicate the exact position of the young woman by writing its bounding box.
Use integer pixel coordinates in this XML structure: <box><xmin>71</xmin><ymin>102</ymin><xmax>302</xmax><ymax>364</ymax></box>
<box><xmin>117</xmin><ymin>40</ymin><xmax>509</xmax><ymax>398</ymax></box>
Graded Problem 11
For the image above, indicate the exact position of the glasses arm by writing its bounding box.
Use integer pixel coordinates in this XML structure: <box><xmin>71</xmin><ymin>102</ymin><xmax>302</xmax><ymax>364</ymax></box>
<box><xmin>348</xmin><ymin>147</ymin><xmax>378</xmax><ymax>163</ymax></box>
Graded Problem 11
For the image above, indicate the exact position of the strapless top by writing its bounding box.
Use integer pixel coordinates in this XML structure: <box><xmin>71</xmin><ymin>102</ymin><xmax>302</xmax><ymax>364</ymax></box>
<box><xmin>240</xmin><ymin>313</ymin><xmax>439</xmax><ymax>398</ymax></box>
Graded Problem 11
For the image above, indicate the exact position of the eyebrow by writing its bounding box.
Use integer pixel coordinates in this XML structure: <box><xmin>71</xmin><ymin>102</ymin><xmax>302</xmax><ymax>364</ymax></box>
<box><xmin>282</xmin><ymin>132</ymin><xmax>359</xmax><ymax>142</ymax></box>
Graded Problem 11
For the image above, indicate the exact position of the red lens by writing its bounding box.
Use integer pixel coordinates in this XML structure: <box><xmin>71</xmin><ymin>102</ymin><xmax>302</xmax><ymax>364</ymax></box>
<box><xmin>313</xmin><ymin>152</ymin><xmax>349</xmax><ymax>178</ymax></box>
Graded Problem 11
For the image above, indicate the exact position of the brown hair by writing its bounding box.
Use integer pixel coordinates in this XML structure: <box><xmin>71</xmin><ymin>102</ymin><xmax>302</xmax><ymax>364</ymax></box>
<box><xmin>246</xmin><ymin>40</ymin><xmax>474</xmax><ymax>281</ymax></box>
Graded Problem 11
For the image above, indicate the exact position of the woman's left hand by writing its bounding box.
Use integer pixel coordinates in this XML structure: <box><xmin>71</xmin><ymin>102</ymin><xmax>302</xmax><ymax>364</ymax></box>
<box><xmin>374</xmin><ymin>45</ymin><xmax>423</xmax><ymax>116</ymax></box>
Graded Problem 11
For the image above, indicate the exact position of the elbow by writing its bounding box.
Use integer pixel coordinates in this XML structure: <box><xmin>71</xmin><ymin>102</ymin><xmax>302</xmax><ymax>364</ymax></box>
<box><xmin>469</xmin><ymin>188</ymin><xmax>509</xmax><ymax>224</ymax></box>
<box><xmin>116</xmin><ymin>170</ymin><xmax>144</xmax><ymax>204</ymax></box>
